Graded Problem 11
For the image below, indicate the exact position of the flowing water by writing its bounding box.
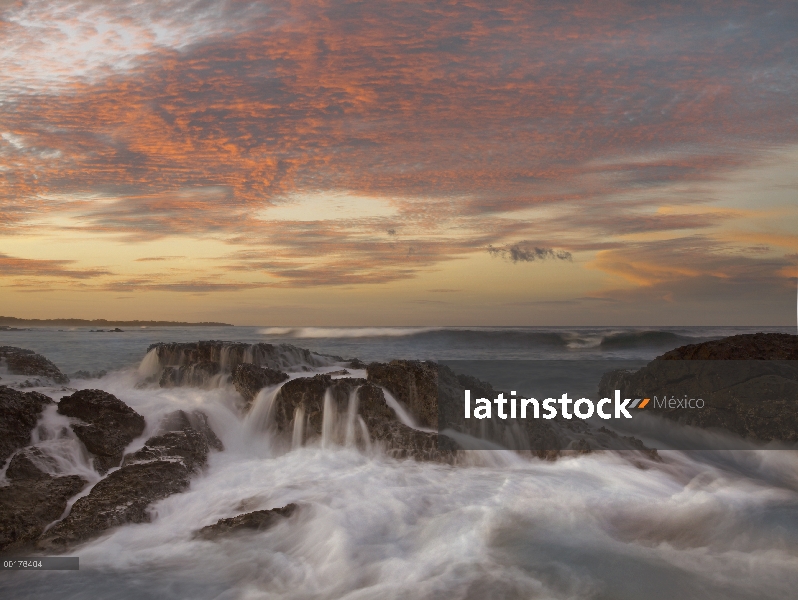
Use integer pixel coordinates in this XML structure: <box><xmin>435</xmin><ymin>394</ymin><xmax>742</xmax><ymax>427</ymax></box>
<box><xmin>1</xmin><ymin>326</ymin><xmax>797</xmax><ymax>599</ymax></box>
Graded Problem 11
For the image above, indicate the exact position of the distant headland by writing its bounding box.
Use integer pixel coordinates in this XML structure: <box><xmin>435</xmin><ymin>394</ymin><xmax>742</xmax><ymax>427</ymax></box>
<box><xmin>0</xmin><ymin>316</ymin><xmax>232</xmax><ymax>328</ymax></box>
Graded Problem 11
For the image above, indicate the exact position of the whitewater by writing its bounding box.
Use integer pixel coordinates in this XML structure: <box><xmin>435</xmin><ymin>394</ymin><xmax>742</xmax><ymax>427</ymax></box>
<box><xmin>1</xmin><ymin>326</ymin><xmax>797</xmax><ymax>599</ymax></box>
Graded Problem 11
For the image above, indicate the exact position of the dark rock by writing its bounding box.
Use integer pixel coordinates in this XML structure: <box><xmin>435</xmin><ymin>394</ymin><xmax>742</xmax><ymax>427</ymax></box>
<box><xmin>0</xmin><ymin>346</ymin><xmax>69</xmax><ymax>383</ymax></box>
<box><xmin>6</xmin><ymin>447</ymin><xmax>57</xmax><ymax>481</ymax></box>
<box><xmin>71</xmin><ymin>370</ymin><xmax>107</xmax><ymax>380</ymax></box>
<box><xmin>123</xmin><ymin>409</ymin><xmax>223</xmax><ymax>468</ymax></box>
<box><xmin>327</xmin><ymin>369</ymin><xmax>350</xmax><ymax>376</ymax></box>
<box><xmin>159</xmin><ymin>361</ymin><xmax>221</xmax><ymax>388</ymax></box>
<box><xmin>195</xmin><ymin>504</ymin><xmax>297</xmax><ymax>540</ymax></box>
<box><xmin>38</xmin><ymin>410</ymin><xmax>221</xmax><ymax>550</ymax></box>
<box><xmin>598</xmin><ymin>333</ymin><xmax>798</xmax><ymax>443</ymax></box>
<box><xmin>37</xmin><ymin>461</ymin><xmax>190</xmax><ymax>550</ymax></box>
<box><xmin>366</xmin><ymin>360</ymin><xmax>438</xmax><ymax>428</ymax></box>
<box><xmin>231</xmin><ymin>363</ymin><xmax>288</xmax><ymax>406</ymax></box>
<box><xmin>58</xmin><ymin>390</ymin><xmax>146</xmax><ymax>474</ymax></box>
<box><xmin>273</xmin><ymin>375</ymin><xmax>451</xmax><ymax>461</ymax></box>
<box><xmin>0</xmin><ymin>449</ymin><xmax>87</xmax><ymax>551</ymax></box>
<box><xmin>148</xmin><ymin>341</ymin><xmax>333</xmax><ymax>373</ymax></box>
<box><xmin>658</xmin><ymin>332</ymin><xmax>798</xmax><ymax>360</ymax></box>
<box><xmin>0</xmin><ymin>386</ymin><xmax>53</xmax><ymax>464</ymax></box>
<box><xmin>348</xmin><ymin>359</ymin><xmax>367</xmax><ymax>369</ymax></box>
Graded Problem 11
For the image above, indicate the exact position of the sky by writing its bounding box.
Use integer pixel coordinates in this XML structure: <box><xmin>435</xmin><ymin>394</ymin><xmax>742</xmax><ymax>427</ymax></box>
<box><xmin>1</xmin><ymin>0</ymin><xmax>796</xmax><ymax>326</ymax></box>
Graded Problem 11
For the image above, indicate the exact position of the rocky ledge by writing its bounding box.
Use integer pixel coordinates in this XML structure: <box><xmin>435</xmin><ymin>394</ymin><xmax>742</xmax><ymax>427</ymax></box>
<box><xmin>0</xmin><ymin>386</ymin><xmax>54</xmax><ymax>464</ymax></box>
<box><xmin>231</xmin><ymin>363</ymin><xmax>289</xmax><ymax>407</ymax></box>
<box><xmin>195</xmin><ymin>504</ymin><xmax>297</xmax><ymax>540</ymax></box>
<box><xmin>38</xmin><ymin>409</ymin><xmax>222</xmax><ymax>550</ymax></box>
<box><xmin>0</xmin><ymin>346</ymin><xmax>69</xmax><ymax>384</ymax></box>
<box><xmin>58</xmin><ymin>389</ymin><xmax>146</xmax><ymax>474</ymax></box>
<box><xmin>599</xmin><ymin>333</ymin><xmax>798</xmax><ymax>442</ymax></box>
<box><xmin>0</xmin><ymin>448</ymin><xmax>87</xmax><ymax>552</ymax></box>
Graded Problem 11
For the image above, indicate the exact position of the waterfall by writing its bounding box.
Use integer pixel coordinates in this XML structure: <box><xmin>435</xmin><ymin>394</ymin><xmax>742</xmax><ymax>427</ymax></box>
<box><xmin>291</xmin><ymin>406</ymin><xmax>306</xmax><ymax>450</ymax></box>
<box><xmin>137</xmin><ymin>348</ymin><xmax>160</xmax><ymax>378</ymax></box>
<box><xmin>321</xmin><ymin>389</ymin><xmax>336</xmax><ymax>449</ymax></box>
<box><xmin>245</xmin><ymin>384</ymin><xmax>283</xmax><ymax>433</ymax></box>
<box><xmin>344</xmin><ymin>387</ymin><xmax>360</xmax><ymax>447</ymax></box>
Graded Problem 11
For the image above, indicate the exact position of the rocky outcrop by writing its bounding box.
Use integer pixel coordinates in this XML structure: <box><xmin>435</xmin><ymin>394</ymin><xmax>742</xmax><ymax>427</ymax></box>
<box><xmin>159</xmin><ymin>361</ymin><xmax>221</xmax><ymax>388</ymax></box>
<box><xmin>148</xmin><ymin>341</ymin><xmax>333</xmax><ymax>373</ymax></box>
<box><xmin>0</xmin><ymin>386</ymin><xmax>53</xmax><ymax>464</ymax></box>
<box><xmin>38</xmin><ymin>410</ymin><xmax>221</xmax><ymax>550</ymax></box>
<box><xmin>273</xmin><ymin>375</ymin><xmax>449</xmax><ymax>461</ymax></box>
<box><xmin>598</xmin><ymin>333</ymin><xmax>798</xmax><ymax>443</ymax></box>
<box><xmin>57</xmin><ymin>390</ymin><xmax>146</xmax><ymax>474</ymax></box>
<box><xmin>194</xmin><ymin>504</ymin><xmax>297</xmax><ymax>540</ymax></box>
<box><xmin>231</xmin><ymin>363</ymin><xmax>289</xmax><ymax>406</ymax></box>
<box><xmin>0</xmin><ymin>346</ymin><xmax>69</xmax><ymax>384</ymax></box>
<box><xmin>367</xmin><ymin>360</ymin><xmax>438</xmax><ymax>428</ymax></box>
<box><xmin>658</xmin><ymin>332</ymin><xmax>798</xmax><ymax>360</ymax></box>
<box><xmin>0</xmin><ymin>448</ymin><xmax>87</xmax><ymax>552</ymax></box>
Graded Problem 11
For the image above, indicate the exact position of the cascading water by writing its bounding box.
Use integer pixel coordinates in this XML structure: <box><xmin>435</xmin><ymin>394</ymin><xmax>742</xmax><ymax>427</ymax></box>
<box><xmin>320</xmin><ymin>389</ymin><xmax>336</xmax><ymax>449</ymax></box>
<box><xmin>291</xmin><ymin>406</ymin><xmax>305</xmax><ymax>450</ymax></box>
<box><xmin>344</xmin><ymin>388</ymin><xmax>359</xmax><ymax>447</ymax></box>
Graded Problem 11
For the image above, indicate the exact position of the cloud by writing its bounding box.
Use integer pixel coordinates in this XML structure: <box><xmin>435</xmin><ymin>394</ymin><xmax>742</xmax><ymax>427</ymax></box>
<box><xmin>134</xmin><ymin>255</ymin><xmax>185</xmax><ymax>262</ymax></box>
<box><xmin>0</xmin><ymin>253</ymin><xmax>111</xmax><ymax>279</ymax></box>
<box><xmin>102</xmin><ymin>279</ymin><xmax>267</xmax><ymax>293</ymax></box>
<box><xmin>0</xmin><ymin>0</ymin><xmax>796</xmax><ymax>298</ymax></box>
<box><xmin>488</xmin><ymin>244</ymin><xmax>573</xmax><ymax>263</ymax></box>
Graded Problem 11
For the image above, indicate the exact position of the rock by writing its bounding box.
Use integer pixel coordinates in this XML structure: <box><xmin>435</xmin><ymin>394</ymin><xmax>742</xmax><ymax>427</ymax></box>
<box><xmin>57</xmin><ymin>390</ymin><xmax>146</xmax><ymax>474</ymax></box>
<box><xmin>658</xmin><ymin>332</ymin><xmax>798</xmax><ymax>360</ymax></box>
<box><xmin>327</xmin><ymin>369</ymin><xmax>350</xmax><ymax>376</ymax></box>
<box><xmin>231</xmin><ymin>363</ymin><xmax>289</xmax><ymax>406</ymax></box>
<box><xmin>348</xmin><ymin>359</ymin><xmax>367</xmax><ymax>369</ymax></box>
<box><xmin>6</xmin><ymin>447</ymin><xmax>57</xmax><ymax>480</ymax></box>
<box><xmin>366</xmin><ymin>360</ymin><xmax>438</xmax><ymax>428</ymax></box>
<box><xmin>123</xmin><ymin>409</ymin><xmax>223</xmax><ymax>468</ymax></box>
<box><xmin>598</xmin><ymin>333</ymin><xmax>798</xmax><ymax>443</ymax></box>
<box><xmin>0</xmin><ymin>386</ymin><xmax>53</xmax><ymax>464</ymax></box>
<box><xmin>71</xmin><ymin>370</ymin><xmax>107</xmax><ymax>380</ymax></box>
<box><xmin>159</xmin><ymin>361</ymin><xmax>221</xmax><ymax>388</ymax></box>
<box><xmin>273</xmin><ymin>375</ymin><xmax>451</xmax><ymax>461</ymax></box>
<box><xmin>148</xmin><ymin>341</ymin><xmax>333</xmax><ymax>373</ymax></box>
<box><xmin>0</xmin><ymin>346</ymin><xmax>69</xmax><ymax>383</ymax></box>
<box><xmin>38</xmin><ymin>410</ymin><xmax>221</xmax><ymax>550</ymax></box>
<box><xmin>0</xmin><ymin>449</ymin><xmax>87</xmax><ymax>551</ymax></box>
<box><xmin>195</xmin><ymin>504</ymin><xmax>297</xmax><ymax>540</ymax></box>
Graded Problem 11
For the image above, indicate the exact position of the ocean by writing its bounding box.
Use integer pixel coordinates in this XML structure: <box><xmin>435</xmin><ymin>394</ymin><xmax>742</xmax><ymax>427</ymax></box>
<box><xmin>1</xmin><ymin>325</ymin><xmax>797</xmax><ymax>599</ymax></box>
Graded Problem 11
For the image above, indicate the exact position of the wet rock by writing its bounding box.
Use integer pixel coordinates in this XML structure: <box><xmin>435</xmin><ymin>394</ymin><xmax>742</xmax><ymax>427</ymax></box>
<box><xmin>38</xmin><ymin>410</ymin><xmax>221</xmax><ymax>550</ymax></box>
<box><xmin>0</xmin><ymin>386</ymin><xmax>53</xmax><ymax>464</ymax></box>
<box><xmin>598</xmin><ymin>333</ymin><xmax>798</xmax><ymax>442</ymax></box>
<box><xmin>273</xmin><ymin>375</ymin><xmax>450</xmax><ymax>461</ymax></box>
<box><xmin>659</xmin><ymin>332</ymin><xmax>798</xmax><ymax>360</ymax></box>
<box><xmin>57</xmin><ymin>389</ymin><xmax>146</xmax><ymax>474</ymax></box>
<box><xmin>327</xmin><ymin>369</ymin><xmax>350</xmax><ymax>376</ymax></box>
<box><xmin>0</xmin><ymin>346</ymin><xmax>69</xmax><ymax>383</ymax></box>
<box><xmin>123</xmin><ymin>409</ymin><xmax>223</xmax><ymax>468</ymax></box>
<box><xmin>71</xmin><ymin>370</ymin><xmax>107</xmax><ymax>380</ymax></box>
<box><xmin>148</xmin><ymin>341</ymin><xmax>333</xmax><ymax>373</ymax></box>
<box><xmin>159</xmin><ymin>361</ymin><xmax>221</xmax><ymax>388</ymax></box>
<box><xmin>231</xmin><ymin>363</ymin><xmax>288</xmax><ymax>406</ymax></box>
<box><xmin>0</xmin><ymin>450</ymin><xmax>86</xmax><ymax>552</ymax></box>
<box><xmin>6</xmin><ymin>447</ymin><xmax>57</xmax><ymax>480</ymax></box>
<box><xmin>195</xmin><ymin>504</ymin><xmax>297</xmax><ymax>540</ymax></box>
<box><xmin>348</xmin><ymin>358</ymin><xmax>367</xmax><ymax>369</ymax></box>
<box><xmin>366</xmin><ymin>360</ymin><xmax>439</xmax><ymax>428</ymax></box>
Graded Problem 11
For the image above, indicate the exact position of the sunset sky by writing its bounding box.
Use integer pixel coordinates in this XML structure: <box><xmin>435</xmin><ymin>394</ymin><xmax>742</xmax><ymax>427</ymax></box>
<box><xmin>1</xmin><ymin>0</ymin><xmax>796</xmax><ymax>325</ymax></box>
